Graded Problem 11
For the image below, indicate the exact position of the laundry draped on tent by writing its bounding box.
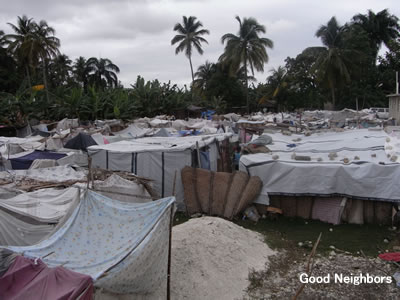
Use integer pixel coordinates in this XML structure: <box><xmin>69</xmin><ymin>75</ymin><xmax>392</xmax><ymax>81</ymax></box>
<box><xmin>5</xmin><ymin>190</ymin><xmax>175</xmax><ymax>296</ymax></box>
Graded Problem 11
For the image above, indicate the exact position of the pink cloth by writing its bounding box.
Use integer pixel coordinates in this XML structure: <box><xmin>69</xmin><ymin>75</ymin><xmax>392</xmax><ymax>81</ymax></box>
<box><xmin>0</xmin><ymin>256</ymin><xmax>93</xmax><ymax>300</ymax></box>
<box><xmin>379</xmin><ymin>252</ymin><xmax>400</xmax><ymax>262</ymax></box>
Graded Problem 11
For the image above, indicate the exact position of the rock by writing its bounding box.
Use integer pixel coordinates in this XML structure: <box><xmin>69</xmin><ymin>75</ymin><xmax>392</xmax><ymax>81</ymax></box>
<box><xmin>384</xmin><ymin>239</ymin><xmax>389</xmax><ymax>243</ymax></box>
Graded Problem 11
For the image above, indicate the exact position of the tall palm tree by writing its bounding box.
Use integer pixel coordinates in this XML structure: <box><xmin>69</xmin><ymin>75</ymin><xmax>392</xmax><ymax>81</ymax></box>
<box><xmin>194</xmin><ymin>60</ymin><xmax>216</xmax><ymax>91</ymax></box>
<box><xmin>353</xmin><ymin>9</ymin><xmax>400</xmax><ymax>61</ymax></box>
<box><xmin>5</xmin><ymin>15</ymin><xmax>36</xmax><ymax>87</ymax></box>
<box><xmin>32</xmin><ymin>20</ymin><xmax>60</xmax><ymax>105</ymax></box>
<box><xmin>49</xmin><ymin>54</ymin><xmax>72</xmax><ymax>86</ymax></box>
<box><xmin>86</xmin><ymin>57</ymin><xmax>120</xmax><ymax>89</ymax></box>
<box><xmin>314</xmin><ymin>17</ymin><xmax>353</xmax><ymax>109</ymax></box>
<box><xmin>0</xmin><ymin>30</ymin><xmax>6</xmax><ymax>48</ymax></box>
<box><xmin>220</xmin><ymin>16</ymin><xmax>273</xmax><ymax>113</ymax></box>
<box><xmin>171</xmin><ymin>16</ymin><xmax>210</xmax><ymax>87</ymax></box>
<box><xmin>73</xmin><ymin>56</ymin><xmax>91</xmax><ymax>90</ymax></box>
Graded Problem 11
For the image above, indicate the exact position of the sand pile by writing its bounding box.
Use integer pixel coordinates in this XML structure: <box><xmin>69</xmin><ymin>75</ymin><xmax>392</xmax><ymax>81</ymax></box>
<box><xmin>171</xmin><ymin>216</ymin><xmax>275</xmax><ymax>300</ymax></box>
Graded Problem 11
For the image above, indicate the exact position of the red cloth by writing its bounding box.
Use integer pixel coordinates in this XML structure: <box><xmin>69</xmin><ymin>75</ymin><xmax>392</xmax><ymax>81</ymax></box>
<box><xmin>378</xmin><ymin>252</ymin><xmax>400</xmax><ymax>262</ymax></box>
<box><xmin>0</xmin><ymin>256</ymin><xmax>93</xmax><ymax>300</ymax></box>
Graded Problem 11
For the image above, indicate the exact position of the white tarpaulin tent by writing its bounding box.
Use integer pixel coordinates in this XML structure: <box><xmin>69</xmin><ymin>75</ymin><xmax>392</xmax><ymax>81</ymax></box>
<box><xmin>6</xmin><ymin>190</ymin><xmax>175</xmax><ymax>297</ymax></box>
<box><xmin>240</xmin><ymin>129</ymin><xmax>400</xmax><ymax>203</ymax></box>
<box><xmin>0</xmin><ymin>187</ymin><xmax>80</xmax><ymax>223</ymax></box>
<box><xmin>0</xmin><ymin>209</ymin><xmax>55</xmax><ymax>246</ymax></box>
<box><xmin>88</xmin><ymin>134</ymin><xmax>231</xmax><ymax>206</ymax></box>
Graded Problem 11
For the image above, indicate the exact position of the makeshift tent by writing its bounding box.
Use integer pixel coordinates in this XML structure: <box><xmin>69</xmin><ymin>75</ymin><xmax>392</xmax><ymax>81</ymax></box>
<box><xmin>10</xmin><ymin>150</ymin><xmax>67</xmax><ymax>170</ymax></box>
<box><xmin>64</xmin><ymin>133</ymin><xmax>97</xmax><ymax>151</ymax></box>
<box><xmin>0</xmin><ymin>187</ymin><xmax>80</xmax><ymax>223</ymax></box>
<box><xmin>0</xmin><ymin>255</ymin><xmax>93</xmax><ymax>300</ymax></box>
<box><xmin>5</xmin><ymin>190</ymin><xmax>175</xmax><ymax>297</ymax></box>
<box><xmin>0</xmin><ymin>165</ymin><xmax>87</xmax><ymax>183</ymax></box>
<box><xmin>87</xmin><ymin>134</ymin><xmax>231</xmax><ymax>206</ymax></box>
<box><xmin>0</xmin><ymin>209</ymin><xmax>55</xmax><ymax>246</ymax></box>
<box><xmin>240</xmin><ymin>129</ymin><xmax>400</xmax><ymax>203</ymax></box>
<box><xmin>93</xmin><ymin>174</ymin><xmax>152</xmax><ymax>203</ymax></box>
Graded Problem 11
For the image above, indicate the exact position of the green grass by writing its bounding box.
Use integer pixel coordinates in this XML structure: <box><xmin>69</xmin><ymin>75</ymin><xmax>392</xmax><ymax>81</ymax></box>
<box><xmin>235</xmin><ymin>216</ymin><xmax>398</xmax><ymax>257</ymax></box>
<box><xmin>173</xmin><ymin>212</ymin><xmax>190</xmax><ymax>226</ymax></box>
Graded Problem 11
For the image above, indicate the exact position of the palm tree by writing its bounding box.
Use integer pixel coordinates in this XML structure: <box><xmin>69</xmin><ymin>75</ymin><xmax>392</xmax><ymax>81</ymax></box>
<box><xmin>353</xmin><ymin>9</ymin><xmax>400</xmax><ymax>61</ymax></box>
<box><xmin>86</xmin><ymin>57</ymin><xmax>120</xmax><ymax>89</ymax></box>
<box><xmin>194</xmin><ymin>60</ymin><xmax>216</xmax><ymax>91</ymax></box>
<box><xmin>220</xmin><ymin>16</ymin><xmax>273</xmax><ymax>113</ymax></box>
<box><xmin>73</xmin><ymin>56</ymin><xmax>91</xmax><ymax>89</ymax></box>
<box><xmin>49</xmin><ymin>54</ymin><xmax>72</xmax><ymax>86</ymax></box>
<box><xmin>0</xmin><ymin>30</ymin><xmax>7</xmax><ymax>48</ymax></box>
<box><xmin>5</xmin><ymin>15</ymin><xmax>36</xmax><ymax>88</ymax></box>
<box><xmin>314</xmin><ymin>17</ymin><xmax>353</xmax><ymax>109</ymax></box>
<box><xmin>171</xmin><ymin>16</ymin><xmax>210</xmax><ymax>87</ymax></box>
<box><xmin>32</xmin><ymin>20</ymin><xmax>60</xmax><ymax>105</ymax></box>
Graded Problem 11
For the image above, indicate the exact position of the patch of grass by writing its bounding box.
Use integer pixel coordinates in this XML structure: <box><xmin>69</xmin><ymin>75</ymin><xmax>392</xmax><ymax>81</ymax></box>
<box><xmin>173</xmin><ymin>212</ymin><xmax>190</xmax><ymax>226</ymax></box>
<box><xmin>235</xmin><ymin>216</ymin><xmax>398</xmax><ymax>257</ymax></box>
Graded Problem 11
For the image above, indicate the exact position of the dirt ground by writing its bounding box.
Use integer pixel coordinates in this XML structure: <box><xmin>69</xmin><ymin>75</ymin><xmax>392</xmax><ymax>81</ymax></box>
<box><xmin>244</xmin><ymin>248</ymin><xmax>399</xmax><ymax>300</ymax></box>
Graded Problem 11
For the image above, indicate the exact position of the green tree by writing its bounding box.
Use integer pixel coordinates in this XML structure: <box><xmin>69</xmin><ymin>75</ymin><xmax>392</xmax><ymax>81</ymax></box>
<box><xmin>73</xmin><ymin>56</ymin><xmax>91</xmax><ymax>90</ymax></box>
<box><xmin>32</xmin><ymin>19</ymin><xmax>60</xmax><ymax>108</ymax></box>
<box><xmin>171</xmin><ymin>16</ymin><xmax>210</xmax><ymax>86</ymax></box>
<box><xmin>220</xmin><ymin>16</ymin><xmax>273</xmax><ymax>113</ymax></box>
<box><xmin>86</xmin><ymin>57</ymin><xmax>120</xmax><ymax>89</ymax></box>
<box><xmin>353</xmin><ymin>9</ymin><xmax>400</xmax><ymax>62</ymax></box>
<box><xmin>194</xmin><ymin>60</ymin><xmax>216</xmax><ymax>92</ymax></box>
<box><xmin>313</xmin><ymin>17</ymin><xmax>354</xmax><ymax>109</ymax></box>
<box><xmin>5</xmin><ymin>15</ymin><xmax>36</xmax><ymax>88</ymax></box>
<box><xmin>48</xmin><ymin>54</ymin><xmax>72</xmax><ymax>87</ymax></box>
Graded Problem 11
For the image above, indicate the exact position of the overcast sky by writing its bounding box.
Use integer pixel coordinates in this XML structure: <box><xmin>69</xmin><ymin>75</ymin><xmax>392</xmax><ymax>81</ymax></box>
<box><xmin>0</xmin><ymin>0</ymin><xmax>399</xmax><ymax>87</ymax></box>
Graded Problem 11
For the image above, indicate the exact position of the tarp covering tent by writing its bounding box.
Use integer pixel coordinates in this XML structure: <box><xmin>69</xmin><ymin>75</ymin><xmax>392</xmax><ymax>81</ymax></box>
<box><xmin>0</xmin><ymin>187</ymin><xmax>80</xmax><ymax>223</ymax></box>
<box><xmin>87</xmin><ymin>134</ymin><xmax>231</xmax><ymax>206</ymax></box>
<box><xmin>64</xmin><ymin>133</ymin><xmax>97</xmax><ymax>151</ymax></box>
<box><xmin>115</xmin><ymin>124</ymin><xmax>152</xmax><ymax>138</ymax></box>
<box><xmin>93</xmin><ymin>174</ymin><xmax>152</xmax><ymax>203</ymax></box>
<box><xmin>0</xmin><ymin>255</ymin><xmax>93</xmax><ymax>299</ymax></box>
<box><xmin>5</xmin><ymin>190</ymin><xmax>175</xmax><ymax>297</ymax></box>
<box><xmin>240</xmin><ymin>129</ymin><xmax>400</xmax><ymax>203</ymax></box>
<box><xmin>0</xmin><ymin>165</ymin><xmax>87</xmax><ymax>183</ymax></box>
<box><xmin>0</xmin><ymin>209</ymin><xmax>55</xmax><ymax>246</ymax></box>
<box><xmin>10</xmin><ymin>150</ymin><xmax>67</xmax><ymax>170</ymax></box>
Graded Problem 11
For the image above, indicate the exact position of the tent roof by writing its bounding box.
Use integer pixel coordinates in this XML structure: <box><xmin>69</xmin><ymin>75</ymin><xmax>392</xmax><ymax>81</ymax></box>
<box><xmin>65</xmin><ymin>133</ymin><xmax>97</xmax><ymax>151</ymax></box>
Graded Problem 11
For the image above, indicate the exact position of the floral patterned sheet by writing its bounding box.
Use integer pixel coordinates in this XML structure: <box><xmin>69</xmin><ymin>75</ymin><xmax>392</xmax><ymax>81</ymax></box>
<box><xmin>5</xmin><ymin>190</ymin><xmax>175</xmax><ymax>293</ymax></box>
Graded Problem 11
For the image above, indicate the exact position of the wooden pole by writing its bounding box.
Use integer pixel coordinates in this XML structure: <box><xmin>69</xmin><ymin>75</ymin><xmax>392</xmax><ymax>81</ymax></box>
<box><xmin>87</xmin><ymin>157</ymin><xmax>92</xmax><ymax>189</ymax></box>
<box><xmin>172</xmin><ymin>170</ymin><xmax>177</xmax><ymax>197</ymax></box>
<box><xmin>167</xmin><ymin>203</ymin><xmax>174</xmax><ymax>300</ymax></box>
<box><xmin>196</xmin><ymin>141</ymin><xmax>201</xmax><ymax>168</ymax></box>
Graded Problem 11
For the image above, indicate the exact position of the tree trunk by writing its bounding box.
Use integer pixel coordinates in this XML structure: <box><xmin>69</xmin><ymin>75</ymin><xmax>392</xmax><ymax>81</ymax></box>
<box><xmin>25</xmin><ymin>65</ymin><xmax>32</xmax><ymax>89</ymax></box>
<box><xmin>188</xmin><ymin>55</ymin><xmax>195</xmax><ymax>101</ymax></box>
<box><xmin>329</xmin><ymin>80</ymin><xmax>336</xmax><ymax>110</ymax></box>
<box><xmin>188</xmin><ymin>55</ymin><xmax>195</xmax><ymax>86</ymax></box>
<box><xmin>244</xmin><ymin>55</ymin><xmax>249</xmax><ymax>114</ymax></box>
<box><xmin>42</xmin><ymin>57</ymin><xmax>50</xmax><ymax>113</ymax></box>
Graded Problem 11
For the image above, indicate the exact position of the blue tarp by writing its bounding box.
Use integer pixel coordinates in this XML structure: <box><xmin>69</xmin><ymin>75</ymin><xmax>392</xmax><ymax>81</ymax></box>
<box><xmin>10</xmin><ymin>150</ymin><xmax>67</xmax><ymax>170</ymax></box>
<box><xmin>6</xmin><ymin>190</ymin><xmax>175</xmax><ymax>294</ymax></box>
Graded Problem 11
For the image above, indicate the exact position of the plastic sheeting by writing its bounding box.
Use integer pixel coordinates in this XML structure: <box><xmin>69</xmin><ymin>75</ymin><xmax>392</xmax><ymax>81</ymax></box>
<box><xmin>93</xmin><ymin>174</ymin><xmax>152</xmax><ymax>203</ymax></box>
<box><xmin>88</xmin><ymin>134</ymin><xmax>231</xmax><ymax>206</ymax></box>
<box><xmin>0</xmin><ymin>209</ymin><xmax>55</xmax><ymax>246</ymax></box>
<box><xmin>0</xmin><ymin>255</ymin><xmax>93</xmax><ymax>300</ymax></box>
<box><xmin>6</xmin><ymin>190</ymin><xmax>175</xmax><ymax>296</ymax></box>
<box><xmin>0</xmin><ymin>187</ymin><xmax>80</xmax><ymax>223</ymax></box>
<box><xmin>10</xmin><ymin>150</ymin><xmax>67</xmax><ymax>170</ymax></box>
<box><xmin>240</xmin><ymin>129</ymin><xmax>400</xmax><ymax>202</ymax></box>
<box><xmin>0</xmin><ymin>165</ymin><xmax>87</xmax><ymax>183</ymax></box>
